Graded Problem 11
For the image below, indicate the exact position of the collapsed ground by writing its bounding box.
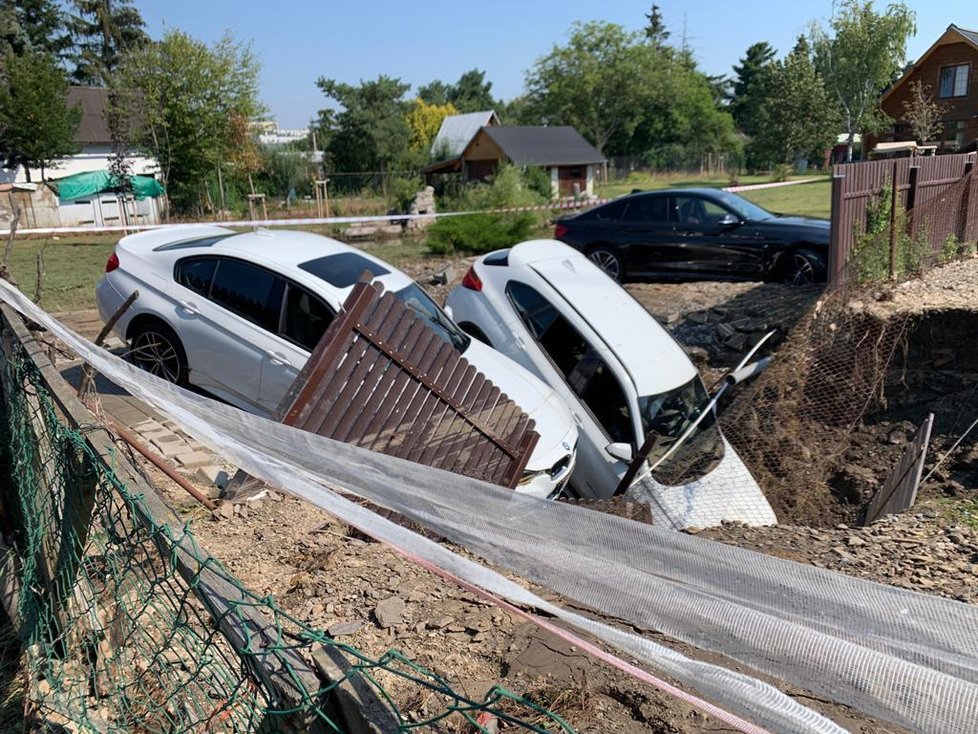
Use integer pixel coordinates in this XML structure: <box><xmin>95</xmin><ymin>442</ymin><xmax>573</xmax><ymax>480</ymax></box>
<box><xmin>52</xmin><ymin>254</ymin><xmax>978</xmax><ymax>733</ymax></box>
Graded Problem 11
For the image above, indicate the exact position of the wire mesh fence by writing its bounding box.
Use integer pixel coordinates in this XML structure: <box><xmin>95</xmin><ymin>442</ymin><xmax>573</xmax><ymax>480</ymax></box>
<box><xmin>0</xmin><ymin>312</ymin><xmax>573</xmax><ymax>733</ymax></box>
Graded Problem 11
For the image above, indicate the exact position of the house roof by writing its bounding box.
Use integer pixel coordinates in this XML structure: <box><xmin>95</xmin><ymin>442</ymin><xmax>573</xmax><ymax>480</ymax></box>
<box><xmin>430</xmin><ymin>110</ymin><xmax>499</xmax><ymax>158</ymax></box>
<box><xmin>477</xmin><ymin>126</ymin><xmax>605</xmax><ymax>166</ymax></box>
<box><xmin>882</xmin><ymin>24</ymin><xmax>978</xmax><ymax>104</ymax></box>
<box><xmin>67</xmin><ymin>86</ymin><xmax>111</xmax><ymax>145</ymax></box>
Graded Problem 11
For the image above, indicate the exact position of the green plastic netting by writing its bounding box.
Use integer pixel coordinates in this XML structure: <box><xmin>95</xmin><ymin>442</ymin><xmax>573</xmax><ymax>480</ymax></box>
<box><xmin>52</xmin><ymin>171</ymin><xmax>165</xmax><ymax>202</ymax></box>
<box><xmin>0</xmin><ymin>320</ymin><xmax>574</xmax><ymax>733</ymax></box>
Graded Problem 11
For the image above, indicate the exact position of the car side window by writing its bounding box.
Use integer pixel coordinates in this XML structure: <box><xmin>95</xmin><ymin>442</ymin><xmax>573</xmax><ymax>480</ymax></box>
<box><xmin>672</xmin><ymin>196</ymin><xmax>732</xmax><ymax>225</ymax></box>
<box><xmin>209</xmin><ymin>258</ymin><xmax>285</xmax><ymax>333</ymax></box>
<box><xmin>281</xmin><ymin>283</ymin><xmax>335</xmax><ymax>351</ymax></box>
<box><xmin>506</xmin><ymin>281</ymin><xmax>632</xmax><ymax>444</ymax></box>
<box><xmin>622</xmin><ymin>196</ymin><xmax>668</xmax><ymax>223</ymax></box>
<box><xmin>591</xmin><ymin>200</ymin><xmax>628</xmax><ymax>222</ymax></box>
<box><xmin>175</xmin><ymin>256</ymin><xmax>217</xmax><ymax>297</ymax></box>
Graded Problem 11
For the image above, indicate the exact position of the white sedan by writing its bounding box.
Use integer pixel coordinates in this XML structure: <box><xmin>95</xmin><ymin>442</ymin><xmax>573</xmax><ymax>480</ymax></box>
<box><xmin>445</xmin><ymin>239</ymin><xmax>774</xmax><ymax>525</ymax></box>
<box><xmin>96</xmin><ymin>226</ymin><xmax>577</xmax><ymax>498</ymax></box>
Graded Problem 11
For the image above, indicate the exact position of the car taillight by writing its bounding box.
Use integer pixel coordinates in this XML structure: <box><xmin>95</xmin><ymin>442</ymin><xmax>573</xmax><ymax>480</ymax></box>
<box><xmin>105</xmin><ymin>252</ymin><xmax>119</xmax><ymax>273</ymax></box>
<box><xmin>554</xmin><ymin>223</ymin><xmax>568</xmax><ymax>239</ymax></box>
<box><xmin>461</xmin><ymin>266</ymin><xmax>482</xmax><ymax>291</ymax></box>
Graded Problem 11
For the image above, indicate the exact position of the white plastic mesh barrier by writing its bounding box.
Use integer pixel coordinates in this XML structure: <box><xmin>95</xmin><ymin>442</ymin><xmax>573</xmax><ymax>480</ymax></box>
<box><xmin>3</xmin><ymin>279</ymin><xmax>978</xmax><ymax>734</ymax></box>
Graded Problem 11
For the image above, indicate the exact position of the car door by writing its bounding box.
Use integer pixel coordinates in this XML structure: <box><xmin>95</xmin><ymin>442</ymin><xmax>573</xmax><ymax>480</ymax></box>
<box><xmin>618</xmin><ymin>194</ymin><xmax>677</xmax><ymax>276</ymax></box>
<box><xmin>503</xmin><ymin>280</ymin><xmax>634</xmax><ymax>498</ymax></box>
<box><xmin>258</xmin><ymin>282</ymin><xmax>337</xmax><ymax>412</ymax></box>
<box><xmin>172</xmin><ymin>256</ymin><xmax>283</xmax><ymax>412</ymax></box>
<box><xmin>670</xmin><ymin>195</ymin><xmax>767</xmax><ymax>278</ymax></box>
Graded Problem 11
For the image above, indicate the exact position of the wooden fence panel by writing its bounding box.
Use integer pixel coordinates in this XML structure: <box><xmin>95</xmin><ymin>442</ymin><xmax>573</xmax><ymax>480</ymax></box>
<box><xmin>274</xmin><ymin>280</ymin><xmax>539</xmax><ymax>489</ymax></box>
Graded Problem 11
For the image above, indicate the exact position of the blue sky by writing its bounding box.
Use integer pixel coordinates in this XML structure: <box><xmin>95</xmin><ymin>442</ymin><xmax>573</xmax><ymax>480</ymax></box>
<box><xmin>140</xmin><ymin>0</ymin><xmax>974</xmax><ymax>129</ymax></box>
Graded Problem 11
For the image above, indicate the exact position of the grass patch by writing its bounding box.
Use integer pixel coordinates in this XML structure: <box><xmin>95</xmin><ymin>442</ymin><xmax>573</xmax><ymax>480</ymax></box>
<box><xmin>740</xmin><ymin>179</ymin><xmax>832</xmax><ymax>219</ymax></box>
<box><xmin>5</xmin><ymin>235</ymin><xmax>116</xmax><ymax>313</ymax></box>
<box><xmin>596</xmin><ymin>171</ymin><xmax>822</xmax><ymax>199</ymax></box>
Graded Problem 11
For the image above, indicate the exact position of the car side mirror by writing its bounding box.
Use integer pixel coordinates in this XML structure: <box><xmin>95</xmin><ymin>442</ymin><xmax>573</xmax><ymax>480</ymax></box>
<box><xmin>719</xmin><ymin>213</ymin><xmax>741</xmax><ymax>226</ymax></box>
<box><xmin>605</xmin><ymin>442</ymin><xmax>634</xmax><ymax>462</ymax></box>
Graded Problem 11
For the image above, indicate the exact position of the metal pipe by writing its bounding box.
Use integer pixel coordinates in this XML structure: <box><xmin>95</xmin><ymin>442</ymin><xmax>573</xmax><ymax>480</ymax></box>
<box><xmin>103</xmin><ymin>416</ymin><xmax>217</xmax><ymax>511</ymax></box>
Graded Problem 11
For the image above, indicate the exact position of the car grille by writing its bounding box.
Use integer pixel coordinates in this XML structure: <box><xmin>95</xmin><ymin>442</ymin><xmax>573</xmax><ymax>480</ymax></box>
<box><xmin>549</xmin><ymin>455</ymin><xmax>572</xmax><ymax>480</ymax></box>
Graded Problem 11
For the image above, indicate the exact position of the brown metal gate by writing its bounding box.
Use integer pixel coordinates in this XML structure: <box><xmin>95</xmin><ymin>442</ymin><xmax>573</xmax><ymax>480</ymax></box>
<box><xmin>274</xmin><ymin>279</ymin><xmax>539</xmax><ymax>488</ymax></box>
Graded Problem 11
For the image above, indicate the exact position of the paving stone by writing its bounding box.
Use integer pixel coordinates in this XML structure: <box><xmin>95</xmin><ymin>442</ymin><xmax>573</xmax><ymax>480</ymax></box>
<box><xmin>195</xmin><ymin>465</ymin><xmax>229</xmax><ymax>489</ymax></box>
<box><xmin>174</xmin><ymin>451</ymin><xmax>213</xmax><ymax>469</ymax></box>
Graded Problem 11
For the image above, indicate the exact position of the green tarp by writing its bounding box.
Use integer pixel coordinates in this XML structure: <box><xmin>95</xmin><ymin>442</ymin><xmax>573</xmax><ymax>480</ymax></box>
<box><xmin>53</xmin><ymin>170</ymin><xmax>165</xmax><ymax>201</ymax></box>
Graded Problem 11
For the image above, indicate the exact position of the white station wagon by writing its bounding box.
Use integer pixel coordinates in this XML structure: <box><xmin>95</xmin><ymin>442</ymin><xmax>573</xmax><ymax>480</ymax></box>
<box><xmin>445</xmin><ymin>239</ymin><xmax>769</xmax><ymax>513</ymax></box>
<box><xmin>96</xmin><ymin>226</ymin><xmax>577</xmax><ymax>498</ymax></box>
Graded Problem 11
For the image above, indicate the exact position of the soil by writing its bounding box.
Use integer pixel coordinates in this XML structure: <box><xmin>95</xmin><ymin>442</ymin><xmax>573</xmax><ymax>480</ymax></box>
<box><xmin>59</xmin><ymin>252</ymin><xmax>978</xmax><ymax>732</ymax></box>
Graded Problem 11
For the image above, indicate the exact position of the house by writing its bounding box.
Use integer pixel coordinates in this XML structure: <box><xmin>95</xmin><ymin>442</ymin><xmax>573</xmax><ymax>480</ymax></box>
<box><xmin>0</xmin><ymin>87</ymin><xmax>163</xmax><ymax>228</ymax></box>
<box><xmin>426</xmin><ymin>124</ymin><xmax>606</xmax><ymax>199</ymax></box>
<box><xmin>872</xmin><ymin>24</ymin><xmax>978</xmax><ymax>153</ymax></box>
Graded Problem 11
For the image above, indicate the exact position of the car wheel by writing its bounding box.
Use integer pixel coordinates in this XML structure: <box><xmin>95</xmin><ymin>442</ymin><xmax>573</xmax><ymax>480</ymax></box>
<box><xmin>129</xmin><ymin>322</ymin><xmax>188</xmax><ymax>386</ymax></box>
<box><xmin>779</xmin><ymin>248</ymin><xmax>826</xmax><ymax>286</ymax></box>
<box><xmin>586</xmin><ymin>246</ymin><xmax>625</xmax><ymax>282</ymax></box>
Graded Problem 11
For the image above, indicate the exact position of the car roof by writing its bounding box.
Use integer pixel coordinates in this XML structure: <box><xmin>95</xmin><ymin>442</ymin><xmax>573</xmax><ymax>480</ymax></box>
<box><xmin>120</xmin><ymin>226</ymin><xmax>414</xmax><ymax>297</ymax></box>
<box><xmin>505</xmin><ymin>240</ymin><xmax>697</xmax><ymax>396</ymax></box>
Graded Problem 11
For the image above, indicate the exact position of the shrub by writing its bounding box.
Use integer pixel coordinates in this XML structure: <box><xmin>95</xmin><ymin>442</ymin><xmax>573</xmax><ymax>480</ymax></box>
<box><xmin>851</xmin><ymin>181</ymin><xmax>931</xmax><ymax>282</ymax></box>
<box><xmin>386</xmin><ymin>174</ymin><xmax>425</xmax><ymax>212</ymax></box>
<box><xmin>941</xmin><ymin>234</ymin><xmax>961</xmax><ymax>264</ymax></box>
<box><xmin>426</xmin><ymin>165</ymin><xmax>545</xmax><ymax>255</ymax></box>
<box><xmin>771</xmin><ymin>163</ymin><xmax>793</xmax><ymax>183</ymax></box>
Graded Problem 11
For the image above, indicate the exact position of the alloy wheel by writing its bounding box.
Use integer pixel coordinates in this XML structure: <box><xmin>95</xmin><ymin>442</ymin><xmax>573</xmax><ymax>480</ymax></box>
<box><xmin>130</xmin><ymin>330</ymin><xmax>183</xmax><ymax>383</ymax></box>
<box><xmin>784</xmin><ymin>253</ymin><xmax>815</xmax><ymax>286</ymax></box>
<box><xmin>587</xmin><ymin>249</ymin><xmax>622</xmax><ymax>280</ymax></box>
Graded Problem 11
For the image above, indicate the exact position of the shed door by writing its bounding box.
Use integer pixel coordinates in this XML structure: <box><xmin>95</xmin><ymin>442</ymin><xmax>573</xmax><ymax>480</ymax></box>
<box><xmin>558</xmin><ymin>166</ymin><xmax>586</xmax><ymax>197</ymax></box>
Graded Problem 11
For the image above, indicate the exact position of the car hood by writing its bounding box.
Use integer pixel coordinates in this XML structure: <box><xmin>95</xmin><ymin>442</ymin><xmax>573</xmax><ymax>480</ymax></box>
<box><xmin>754</xmin><ymin>215</ymin><xmax>830</xmax><ymax>243</ymax></box>
<box><xmin>463</xmin><ymin>339</ymin><xmax>577</xmax><ymax>469</ymax></box>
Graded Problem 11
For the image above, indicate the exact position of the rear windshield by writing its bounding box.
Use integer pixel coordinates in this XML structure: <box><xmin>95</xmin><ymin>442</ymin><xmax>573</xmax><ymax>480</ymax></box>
<box><xmin>298</xmin><ymin>252</ymin><xmax>390</xmax><ymax>288</ymax></box>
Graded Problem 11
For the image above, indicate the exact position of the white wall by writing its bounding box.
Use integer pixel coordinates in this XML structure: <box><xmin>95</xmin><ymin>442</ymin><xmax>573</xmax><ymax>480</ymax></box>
<box><xmin>1</xmin><ymin>144</ymin><xmax>159</xmax><ymax>184</ymax></box>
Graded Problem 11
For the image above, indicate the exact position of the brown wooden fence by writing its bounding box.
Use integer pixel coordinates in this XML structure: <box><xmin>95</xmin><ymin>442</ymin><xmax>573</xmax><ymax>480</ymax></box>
<box><xmin>274</xmin><ymin>279</ymin><xmax>540</xmax><ymax>489</ymax></box>
<box><xmin>829</xmin><ymin>151</ymin><xmax>978</xmax><ymax>282</ymax></box>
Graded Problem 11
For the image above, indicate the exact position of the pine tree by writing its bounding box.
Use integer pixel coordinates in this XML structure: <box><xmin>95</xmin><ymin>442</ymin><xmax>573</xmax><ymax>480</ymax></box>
<box><xmin>0</xmin><ymin>0</ymin><xmax>70</xmax><ymax>57</ymax></box>
<box><xmin>68</xmin><ymin>0</ymin><xmax>148</xmax><ymax>85</ymax></box>
<box><xmin>644</xmin><ymin>4</ymin><xmax>669</xmax><ymax>49</ymax></box>
<box><xmin>730</xmin><ymin>41</ymin><xmax>777</xmax><ymax>136</ymax></box>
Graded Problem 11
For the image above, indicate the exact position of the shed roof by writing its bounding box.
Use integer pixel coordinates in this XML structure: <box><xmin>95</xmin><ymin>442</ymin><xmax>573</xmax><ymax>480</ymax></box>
<box><xmin>477</xmin><ymin>126</ymin><xmax>605</xmax><ymax>167</ymax></box>
<box><xmin>66</xmin><ymin>86</ymin><xmax>111</xmax><ymax>145</ymax></box>
<box><xmin>430</xmin><ymin>110</ymin><xmax>499</xmax><ymax>158</ymax></box>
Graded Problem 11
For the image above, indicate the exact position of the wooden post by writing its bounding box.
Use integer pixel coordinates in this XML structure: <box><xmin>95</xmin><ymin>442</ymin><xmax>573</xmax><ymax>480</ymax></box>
<box><xmin>906</xmin><ymin>165</ymin><xmax>920</xmax><ymax>239</ymax></box>
<box><xmin>828</xmin><ymin>172</ymin><xmax>846</xmax><ymax>284</ymax></box>
<box><xmin>888</xmin><ymin>161</ymin><xmax>899</xmax><ymax>281</ymax></box>
<box><xmin>216</xmin><ymin>164</ymin><xmax>227</xmax><ymax>217</ymax></box>
<box><xmin>961</xmin><ymin>159</ymin><xmax>976</xmax><ymax>245</ymax></box>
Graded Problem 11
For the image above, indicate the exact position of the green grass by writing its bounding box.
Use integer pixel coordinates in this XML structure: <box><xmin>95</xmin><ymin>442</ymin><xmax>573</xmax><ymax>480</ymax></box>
<box><xmin>5</xmin><ymin>235</ymin><xmax>115</xmax><ymax>313</ymax></box>
<box><xmin>596</xmin><ymin>171</ymin><xmax>819</xmax><ymax>199</ymax></box>
<box><xmin>740</xmin><ymin>179</ymin><xmax>832</xmax><ymax>219</ymax></box>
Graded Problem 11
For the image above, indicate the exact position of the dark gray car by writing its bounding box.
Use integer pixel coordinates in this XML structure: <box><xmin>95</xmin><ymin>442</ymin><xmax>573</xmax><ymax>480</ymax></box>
<box><xmin>553</xmin><ymin>188</ymin><xmax>830</xmax><ymax>284</ymax></box>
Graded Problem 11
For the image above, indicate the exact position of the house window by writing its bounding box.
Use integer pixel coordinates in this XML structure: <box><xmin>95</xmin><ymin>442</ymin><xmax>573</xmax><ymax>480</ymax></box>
<box><xmin>944</xmin><ymin>120</ymin><xmax>967</xmax><ymax>150</ymax></box>
<box><xmin>938</xmin><ymin>64</ymin><xmax>970</xmax><ymax>98</ymax></box>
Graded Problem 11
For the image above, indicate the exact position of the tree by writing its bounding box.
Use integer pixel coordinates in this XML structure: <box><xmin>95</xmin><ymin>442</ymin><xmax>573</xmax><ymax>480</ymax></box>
<box><xmin>730</xmin><ymin>41</ymin><xmax>776</xmax><ymax>136</ymax></box>
<box><xmin>406</xmin><ymin>98</ymin><xmax>457</xmax><ymax>154</ymax></box>
<box><xmin>752</xmin><ymin>37</ymin><xmax>839</xmax><ymax>167</ymax></box>
<box><xmin>0</xmin><ymin>0</ymin><xmax>70</xmax><ymax>57</ymax></box>
<box><xmin>902</xmin><ymin>79</ymin><xmax>946</xmax><ymax>144</ymax></box>
<box><xmin>523</xmin><ymin>21</ymin><xmax>660</xmax><ymax>154</ymax></box>
<box><xmin>67</xmin><ymin>0</ymin><xmax>149</xmax><ymax>85</ymax></box>
<box><xmin>644</xmin><ymin>4</ymin><xmax>670</xmax><ymax>48</ymax></box>
<box><xmin>418</xmin><ymin>69</ymin><xmax>495</xmax><ymax>113</ymax></box>
<box><xmin>812</xmin><ymin>0</ymin><xmax>916</xmax><ymax>161</ymax></box>
<box><xmin>0</xmin><ymin>49</ymin><xmax>81</xmax><ymax>180</ymax></box>
<box><xmin>112</xmin><ymin>30</ymin><xmax>263</xmax><ymax>212</ymax></box>
<box><xmin>315</xmin><ymin>75</ymin><xmax>411</xmax><ymax>173</ymax></box>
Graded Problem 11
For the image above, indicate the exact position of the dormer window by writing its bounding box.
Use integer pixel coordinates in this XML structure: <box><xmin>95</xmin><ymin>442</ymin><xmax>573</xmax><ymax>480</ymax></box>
<box><xmin>938</xmin><ymin>63</ymin><xmax>970</xmax><ymax>98</ymax></box>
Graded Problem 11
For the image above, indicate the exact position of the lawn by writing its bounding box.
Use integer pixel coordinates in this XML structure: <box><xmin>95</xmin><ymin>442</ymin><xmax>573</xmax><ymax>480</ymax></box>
<box><xmin>739</xmin><ymin>179</ymin><xmax>832</xmax><ymax>219</ymax></box>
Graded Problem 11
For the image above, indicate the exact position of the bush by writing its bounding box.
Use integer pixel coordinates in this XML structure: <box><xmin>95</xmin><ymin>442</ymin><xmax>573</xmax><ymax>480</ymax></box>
<box><xmin>851</xmin><ymin>182</ymin><xmax>930</xmax><ymax>283</ymax></box>
<box><xmin>426</xmin><ymin>165</ymin><xmax>546</xmax><ymax>255</ymax></box>
<box><xmin>386</xmin><ymin>175</ymin><xmax>424</xmax><ymax>212</ymax></box>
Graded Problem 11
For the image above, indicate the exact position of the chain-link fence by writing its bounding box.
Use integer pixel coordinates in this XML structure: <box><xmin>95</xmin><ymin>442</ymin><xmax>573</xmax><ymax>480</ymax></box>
<box><xmin>0</xmin><ymin>311</ymin><xmax>573</xmax><ymax>733</ymax></box>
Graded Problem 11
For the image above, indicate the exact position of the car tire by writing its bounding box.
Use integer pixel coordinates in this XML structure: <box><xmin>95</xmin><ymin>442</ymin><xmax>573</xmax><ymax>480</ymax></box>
<box><xmin>586</xmin><ymin>246</ymin><xmax>625</xmax><ymax>282</ymax></box>
<box><xmin>779</xmin><ymin>248</ymin><xmax>826</xmax><ymax>285</ymax></box>
<box><xmin>129</xmin><ymin>321</ymin><xmax>189</xmax><ymax>386</ymax></box>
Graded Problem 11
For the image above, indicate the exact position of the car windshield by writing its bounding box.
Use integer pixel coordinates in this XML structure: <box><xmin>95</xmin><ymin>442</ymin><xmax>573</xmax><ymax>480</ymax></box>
<box><xmin>710</xmin><ymin>190</ymin><xmax>775</xmax><ymax>222</ymax></box>
<box><xmin>394</xmin><ymin>283</ymin><xmax>471</xmax><ymax>353</ymax></box>
<box><xmin>637</xmin><ymin>377</ymin><xmax>725</xmax><ymax>486</ymax></box>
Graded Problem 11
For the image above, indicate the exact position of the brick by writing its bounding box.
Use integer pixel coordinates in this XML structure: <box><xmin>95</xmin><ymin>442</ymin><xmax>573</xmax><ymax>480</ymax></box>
<box><xmin>174</xmin><ymin>451</ymin><xmax>214</xmax><ymax>469</ymax></box>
